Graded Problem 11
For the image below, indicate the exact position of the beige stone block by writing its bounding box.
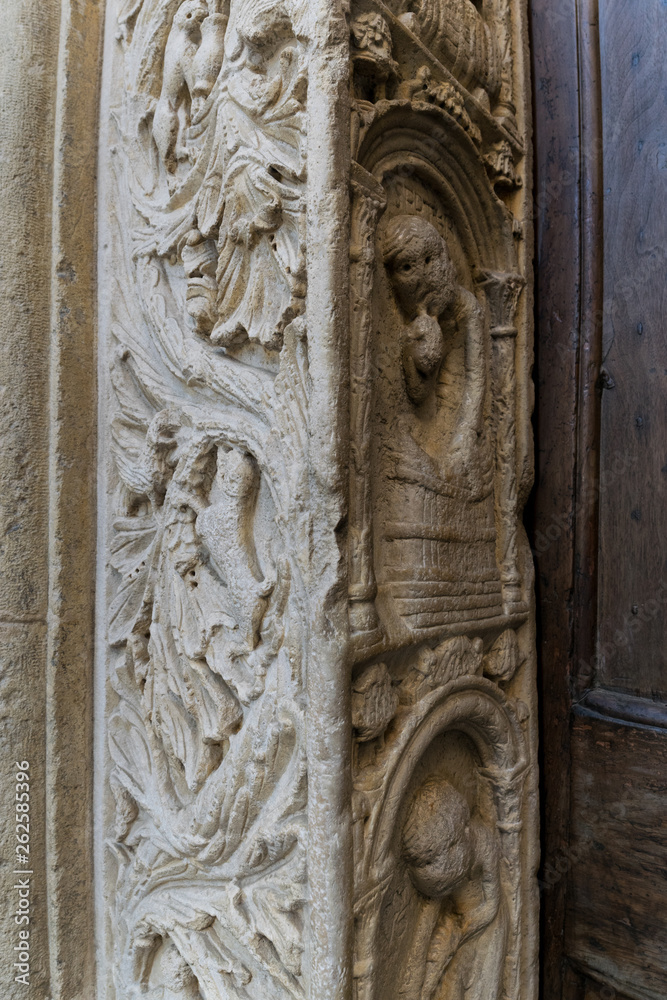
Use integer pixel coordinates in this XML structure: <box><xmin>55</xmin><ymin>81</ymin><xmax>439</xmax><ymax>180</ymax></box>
<box><xmin>0</xmin><ymin>1</ymin><xmax>100</xmax><ymax>996</ymax></box>
<box><xmin>0</xmin><ymin>624</ymin><xmax>49</xmax><ymax>1000</ymax></box>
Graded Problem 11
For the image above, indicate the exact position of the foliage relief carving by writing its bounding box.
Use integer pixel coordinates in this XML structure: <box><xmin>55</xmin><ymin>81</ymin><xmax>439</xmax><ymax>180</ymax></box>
<box><xmin>105</xmin><ymin>1</ymin><xmax>313</xmax><ymax>996</ymax></box>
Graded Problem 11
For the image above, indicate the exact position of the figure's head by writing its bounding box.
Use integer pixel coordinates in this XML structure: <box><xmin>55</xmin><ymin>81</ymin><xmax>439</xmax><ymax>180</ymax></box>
<box><xmin>382</xmin><ymin>215</ymin><xmax>456</xmax><ymax>320</ymax></box>
<box><xmin>232</xmin><ymin>0</ymin><xmax>293</xmax><ymax>52</ymax></box>
<box><xmin>174</xmin><ymin>0</ymin><xmax>209</xmax><ymax>33</ymax></box>
<box><xmin>403</xmin><ymin>777</ymin><xmax>473</xmax><ymax>899</ymax></box>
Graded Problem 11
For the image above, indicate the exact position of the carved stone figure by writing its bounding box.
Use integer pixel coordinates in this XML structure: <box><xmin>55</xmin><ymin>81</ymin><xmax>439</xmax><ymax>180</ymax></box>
<box><xmin>373</xmin><ymin>211</ymin><xmax>501</xmax><ymax>640</ymax></box>
<box><xmin>401</xmin><ymin>778</ymin><xmax>505</xmax><ymax>1000</ymax></box>
<box><xmin>98</xmin><ymin>1</ymin><xmax>536</xmax><ymax>998</ymax></box>
<box><xmin>153</xmin><ymin>0</ymin><xmax>211</xmax><ymax>172</ymax></box>
<box><xmin>382</xmin><ymin>216</ymin><xmax>487</xmax><ymax>475</ymax></box>
<box><xmin>382</xmin><ymin>215</ymin><xmax>456</xmax><ymax>405</ymax></box>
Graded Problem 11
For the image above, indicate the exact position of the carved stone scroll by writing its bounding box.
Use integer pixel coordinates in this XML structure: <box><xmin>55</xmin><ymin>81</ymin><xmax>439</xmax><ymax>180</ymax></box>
<box><xmin>97</xmin><ymin>1</ymin><xmax>536</xmax><ymax>998</ymax></box>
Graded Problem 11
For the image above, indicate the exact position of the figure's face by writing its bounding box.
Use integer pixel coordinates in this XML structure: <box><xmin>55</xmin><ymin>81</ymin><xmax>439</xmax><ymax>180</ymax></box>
<box><xmin>384</xmin><ymin>220</ymin><xmax>456</xmax><ymax>319</ymax></box>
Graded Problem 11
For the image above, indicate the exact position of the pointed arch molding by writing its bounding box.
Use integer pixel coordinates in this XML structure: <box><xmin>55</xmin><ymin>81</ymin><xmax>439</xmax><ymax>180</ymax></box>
<box><xmin>0</xmin><ymin>0</ymin><xmax>535</xmax><ymax>996</ymax></box>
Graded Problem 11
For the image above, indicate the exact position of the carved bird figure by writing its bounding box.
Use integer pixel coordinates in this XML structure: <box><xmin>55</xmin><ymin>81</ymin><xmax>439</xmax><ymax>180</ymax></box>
<box><xmin>153</xmin><ymin>0</ymin><xmax>210</xmax><ymax>172</ymax></box>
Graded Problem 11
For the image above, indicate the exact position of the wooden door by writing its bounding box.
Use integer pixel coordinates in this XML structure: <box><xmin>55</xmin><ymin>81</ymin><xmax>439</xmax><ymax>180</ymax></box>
<box><xmin>530</xmin><ymin>1</ymin><xmax>667</xmax><ymax>999</ymax></box>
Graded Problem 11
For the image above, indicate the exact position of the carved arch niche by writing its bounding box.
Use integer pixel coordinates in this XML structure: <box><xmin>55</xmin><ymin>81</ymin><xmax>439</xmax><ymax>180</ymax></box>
<box><xmin>351</xmin><ymin>104</ymin><xmax>527</xmax><ymax>649</ymax></box>
<box><xmin>348</xmin><ymin>3</ymin><xmax>536</xmax><ymax>999</ymax></box>
<box><xmin>353</xmin><ymin>678</ymin><xmax>527</xmax><ymax>1000</ymax></box>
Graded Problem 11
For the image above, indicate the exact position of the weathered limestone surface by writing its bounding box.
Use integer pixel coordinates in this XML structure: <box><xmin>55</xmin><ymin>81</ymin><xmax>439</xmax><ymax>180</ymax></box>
<box><xmin>0</xmin><ymin>4</ymin><xmax>60</xmax><ymax>998</ymax></box>
<box><xmin>1</xmin><ymin>0</ymin><xmax>536</xmax><ymax>996</ymax></box>
<box><xmin>0</xmin><ymin>2</ymin><xmax>101</xmax><ymax>998</ymax></box>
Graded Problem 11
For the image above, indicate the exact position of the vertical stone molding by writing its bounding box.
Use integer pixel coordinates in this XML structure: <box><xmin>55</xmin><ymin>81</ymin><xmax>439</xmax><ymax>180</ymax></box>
<box><xmin>97</xmin><ymin>2</ymin><xmax>537</xmax><ymax>1000</ymax></box>
<box><xmin>477</xmin><ymin>269</ymin><xmax>526</xmax><ymax>612</ymax></box>
<box><xmin>0</xmin><ymin>9</ymin><xmax>56</xmax><ymax>995</ymax></box>
<box><xmin>1</xmin><ymin>2</ymin><xmax>100</xmax><ymax>999</ymax></box>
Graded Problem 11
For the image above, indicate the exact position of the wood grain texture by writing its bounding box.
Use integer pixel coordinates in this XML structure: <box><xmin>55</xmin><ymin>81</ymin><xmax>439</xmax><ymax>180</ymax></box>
<box><xmin>531</xmin><ymin>3</ymin><xmax>667</xmax><ymax>998</ymax></box>
<box><xmin>596</xmin><ymin>0</ymin><xmax>667</xmax><ymax>699</ymax></box>
<box><xmin>568</xmin><ymin>709</ymin><xmax>667</xmax><ymax>1000</ymax></box>
<box><xmin>583</xmin><ymin>976</ymin><xmax>635</xmax><ymax>1000</ymax></box>
<box><xmin>572</xmin><ymin>0</ymin><xmax>604</xmax><ymax>702</ymax></box>
<box><xmin>528</xmin><ymin>1</ymin><xmax>582</xmax><ymax>996</ymax></box>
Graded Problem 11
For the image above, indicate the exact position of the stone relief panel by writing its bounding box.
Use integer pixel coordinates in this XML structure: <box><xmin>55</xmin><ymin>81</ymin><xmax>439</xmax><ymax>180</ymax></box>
<box><xmin>101</xmin><ymin>1</ymin><xmax>314</xmax><ymax>997</ymax></box>
<box><xmin>98</xmin><ymin>0</ymin><xmax>536</xmax><ymax>997</ymax></box>
<box><xmin>117</xmin><ymin>0</ymin><xmax>307</xmax><ymax>350</ymax></box>
<box><xmin>347</xmin><ymin>3</ymin><xmax>536</xmax><ymax>1000</ymax></box>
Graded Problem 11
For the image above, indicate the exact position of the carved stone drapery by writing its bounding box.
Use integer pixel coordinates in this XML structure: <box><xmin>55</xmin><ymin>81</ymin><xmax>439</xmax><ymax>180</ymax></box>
<box><xmin>97</xmin><ymin>2</ymin><xmax>536</xmax><ymax>999</ymax></box>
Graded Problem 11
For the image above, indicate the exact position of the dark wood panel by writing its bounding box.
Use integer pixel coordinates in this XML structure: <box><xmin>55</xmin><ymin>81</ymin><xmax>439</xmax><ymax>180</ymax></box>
<box><xmin>528</xmin><ymin>1</ymin><xmax>582</xmax><ymax>996</ymax></box>
<box><xmin>583</xmin><ymin>975</ymin><xmax>636</xmax><ymax>1000</ymax></box>
<box><xmin>531</xmin><ymin>3</ymin><xmax>667</xmax><ymax>999</ymax></box>
<box><xmin>559</xmin><ymin>964</ymin><xmax>637</xmax><ymax>1000</ymax></box>
<box><xmin>597</xmin><ymin>0</ymin><xmax>667</xmax><ymax>699</ymax></box>
<box><xmin>568</xmin><ymin>710</ymin><xmax>667</xmax><ymax>1000</ymax></box>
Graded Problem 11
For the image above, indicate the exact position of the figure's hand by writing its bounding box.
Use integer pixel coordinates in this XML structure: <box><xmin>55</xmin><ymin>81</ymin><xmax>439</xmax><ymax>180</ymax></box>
<box><xmin>406</xmin><ymin>314</ymin><xmax>445</xmax><ymax>375</ymax></box>
<box><xmin>402</xmin><ymin>315</ymin><xmax>444</xmax><ymax>404</ymax></box>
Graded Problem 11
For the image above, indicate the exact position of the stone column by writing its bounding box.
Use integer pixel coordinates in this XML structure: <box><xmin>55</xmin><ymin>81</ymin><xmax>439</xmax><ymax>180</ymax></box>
<box><xmin>477</xmin><ymin>269</ymin><xmax>527</xmax><ymax>614</ymax></box>
<box><xmin>349</xmin><ymin>164</ymin><xmax>387</xmax><ymax>647</ymax></box>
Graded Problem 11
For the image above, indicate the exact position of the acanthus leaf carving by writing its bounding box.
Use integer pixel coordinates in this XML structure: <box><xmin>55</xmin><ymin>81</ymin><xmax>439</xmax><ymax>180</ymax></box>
<box><xmin>395</xmin><ymin>66</ymin><xmax>482</xmax><ymax>146</ymax></box>
<box><xmin>119</xmin><ymin>0</ymin><xmax>308</xmax><ymax>352</ymax></box>
<box><xmin>103</xmin><ymin>2</ymin><xmax>314</xmax><ymax>987</ymax></box>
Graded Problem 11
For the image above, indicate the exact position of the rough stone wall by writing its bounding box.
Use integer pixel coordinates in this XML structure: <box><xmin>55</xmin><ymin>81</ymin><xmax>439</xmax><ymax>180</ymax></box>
<box><xmin>0</xmin><ymin>4</ymin><xmax>57</xmax><ymax>995</ymax></box>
